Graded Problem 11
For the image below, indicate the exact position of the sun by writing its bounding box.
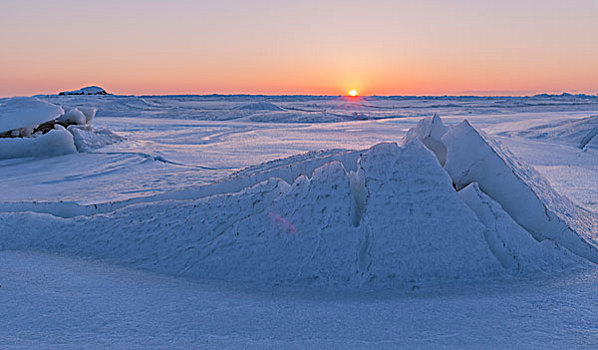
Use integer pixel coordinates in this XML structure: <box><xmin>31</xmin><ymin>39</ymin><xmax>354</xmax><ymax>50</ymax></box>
<box><xmin>349</xmin><ymin>89</ymin><xmax>358</xmax><ymax>97</ymax></box>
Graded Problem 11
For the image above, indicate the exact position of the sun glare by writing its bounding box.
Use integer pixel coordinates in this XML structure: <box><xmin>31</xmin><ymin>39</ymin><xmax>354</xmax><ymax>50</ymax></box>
<box><xmin>349</xmin><ymin>89</ymin><xmax>358</xmax><ymax>97</ymax></box>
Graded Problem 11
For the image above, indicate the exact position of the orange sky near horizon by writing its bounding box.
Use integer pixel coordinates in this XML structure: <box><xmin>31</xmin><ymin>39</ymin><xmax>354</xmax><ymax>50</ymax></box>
<box><xmin>1</xmin><ymin>0</ymin><xmax>597</xmax><ymax>97</ymax></box>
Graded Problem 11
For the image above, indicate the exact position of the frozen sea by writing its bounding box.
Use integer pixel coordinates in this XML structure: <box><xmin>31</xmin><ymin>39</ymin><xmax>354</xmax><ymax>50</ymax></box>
<box><xmin>1</xmin><ymin>94</ymin><xmax>597</xmax><ymax>348</ymax></box>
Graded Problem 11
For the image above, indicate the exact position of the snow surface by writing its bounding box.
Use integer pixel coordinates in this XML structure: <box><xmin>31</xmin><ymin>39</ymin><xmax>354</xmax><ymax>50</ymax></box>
<box><xmin>2</xmin><ymin>250</ymin><xmax>597</xmax><ymax>349</ymax></box>
<box><xmin>1</xmin><ymin>94</ymin><xmax>597</xmax><ymax>347</ymax></box>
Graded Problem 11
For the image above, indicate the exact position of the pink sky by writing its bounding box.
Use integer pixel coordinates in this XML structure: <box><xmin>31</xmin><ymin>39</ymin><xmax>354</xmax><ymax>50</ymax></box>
<box><xmin>1</xmin><ymin>0</ymin><xmax>597</xmax><ymax>97</ymax></box>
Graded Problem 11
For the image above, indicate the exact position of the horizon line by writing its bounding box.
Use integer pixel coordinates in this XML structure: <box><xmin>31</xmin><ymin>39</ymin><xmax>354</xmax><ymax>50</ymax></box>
<box><xmin>3</xmin><ymin>88</ymin><xmax>598</xmax><ymax>99</ymax></box>
<box><xmin>18</xmin><ymin>91</ymin><xmax>596</xmax><ymax>99</ymax></box>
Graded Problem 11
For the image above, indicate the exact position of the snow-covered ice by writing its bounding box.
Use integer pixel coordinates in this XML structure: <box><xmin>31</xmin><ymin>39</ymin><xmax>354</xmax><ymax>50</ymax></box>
<box><xmin>0</xmin><ymin>97</ymin><xmax>63</xmax><ymax>134</ymax></box>
<box><xmin>1</xmin><ymin>93</ymin><xmax>597</xmax><ymax>347</ymax></box>
<box><xmin>68</xmin><ymin>125</ymin><xmax>123</xmax><ymax>152</ymax></box>
<box><xmin>56</xmin><ymin>108</ymin><xmax>87</xmax><ymax>125</ymax></box>
<box><xmin>505</xmin><ymin>114</ymin><xmax>598</xmax><ymax>150</ymax></box>
<box><xmin>0</xmin><ymin>125</ymin><xmax>77</xmax><ymax>159</ymax></box>
<box><xmin>442</xmin><ymin>120</ymin><xmax>598</xmax><ymax>263</ymax></box>
<box><xmin>458</xmin><ymin>183</ymin><xmax>583</xmax><ymax>273</ymax></box>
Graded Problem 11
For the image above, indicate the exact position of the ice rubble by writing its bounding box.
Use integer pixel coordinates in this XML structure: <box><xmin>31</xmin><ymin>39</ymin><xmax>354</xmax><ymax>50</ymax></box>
<box><xmin>0</xmin><ymin>97</ymin><xmax>119</xmax><ymax>159</ymax></box>
<box><xmin>2</xmin><ymin>125</ymin><xmax>594</xmax><ymax>286</ymax></box>
<box><xmin>0</xmin><ymin>125</ymin><xmax>77</xmax><ymax>159</ymax></box>
<box><xmin>404</xmin><ymin>113</ymin><xmax>448</xmax><ymax>165</ymax></box>
<box><xmin>0</xmin><ymin>97</ymin><xmax>64</xmax><ymax>134</ymax></box>
<box><xmin>441</xmin><ymin>120</ymin><xmax>598</xmax><ymax>263</ymax></box>
<box><xmin>57</xmin><ymin>108</ymin><xmax>87</xmax><ymax>125</ymax></box>
<box><xmin>68</xmin><ymin>125</ymin><xmax>123</xmax><ymax>152</ymax></box>
<box><xmin>458</xmin><ymin>183</ymin><xmax>582</xmax><ymax>272</ymax></box>
<box><xmin>404</xmin><ymin>115</ymin><xmax>597</xmax><ymax>263</ymax></box>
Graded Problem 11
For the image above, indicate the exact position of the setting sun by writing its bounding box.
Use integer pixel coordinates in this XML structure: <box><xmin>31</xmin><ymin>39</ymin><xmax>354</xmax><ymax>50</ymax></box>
<box><xmin>349</xmin><ymin>89</ymin><xmax>358</xmax><ymax>97</ymax></box>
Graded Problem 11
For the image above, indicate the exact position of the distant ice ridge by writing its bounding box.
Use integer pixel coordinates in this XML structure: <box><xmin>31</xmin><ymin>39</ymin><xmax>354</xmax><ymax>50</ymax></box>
<box><xmin>506</xmin><ymin>115</ymin><xmax>598</xmax><ymax>150</ymax></box>
<box><xmin>2</xmin><ymin>116</ymin><xmax>594</xmax><ymax>287</ymax></box>
<box><xmin>234</xmin><ymin>101</ymin><xmax>285</xmax><ymax>111</ymax></box>
<box><xmin>0</xmin><ymin>97</ymin><xmax>122</xmax><ymax>159</ymax></box>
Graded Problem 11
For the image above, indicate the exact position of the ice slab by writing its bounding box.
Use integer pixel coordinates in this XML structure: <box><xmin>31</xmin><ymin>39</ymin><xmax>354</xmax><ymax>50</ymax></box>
<box><xmin>0</xmin><ymin>126</ymin><xmax>77</xmax><ymax>160</ymax></box>
<box><xmin>443</xmin><ymin>120</ymin><xmax>598</xmax><ymax>263</ymax></box>
<box><xmin>0</xmin><ymin>97</ymin><xmax>63</xmax><ymax>134</ymax></box>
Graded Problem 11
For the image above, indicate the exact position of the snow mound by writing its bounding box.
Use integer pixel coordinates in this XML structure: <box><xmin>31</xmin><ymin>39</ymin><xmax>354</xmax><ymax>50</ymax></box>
<box><xmin>0</xmin><ymin>97</ymin><xmax>64</xmax><ymax>134</ymax></box>
<box><xmin>234</xmin><ymin>102</ymin><xmax>285</xmax><ymax>111</ymax></box>
<box><xmin>442</xmin><ymin>120</ymin><xmax>598</xmax><ymax>263</ymax></box>
<box><xmin>510</xmin><ymin>115</ymin><xmax>598</xmax><ymax>150</ymax></box>
<box><xmin>67</xmin><ymin>125</ymin><xmax>124</xmax><ymax>152</ymax></box>
<box><xmin>0</xmin><ymin>125</ymin><xmax>77</xmax><ymax>159</ymax></box>
<box><xmin>59</xmin><ymin>86</ymin><xmax>108</xmax><ymax>96</ymax></box>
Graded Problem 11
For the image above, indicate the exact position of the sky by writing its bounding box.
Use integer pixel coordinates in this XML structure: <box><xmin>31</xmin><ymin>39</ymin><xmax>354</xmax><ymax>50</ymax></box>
<box><xmin>1</xmin><ymin>0</ymin><xmax>597</xmax><ymax>97</ymax></box>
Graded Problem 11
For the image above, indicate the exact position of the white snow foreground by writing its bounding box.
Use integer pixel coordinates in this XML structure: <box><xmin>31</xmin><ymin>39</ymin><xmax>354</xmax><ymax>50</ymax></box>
<box><xmin>0</xmin><ymin>97</ymin><xmax>121</xmax><ymax>159</ymax></box>
<box><xmin>408</xmin><ymin>115</ymin><xmax>598</xmax><ymax>265</ymax></box>
<box><xmin>1</xmin><ymin>135</ymin><xmax>591</xmax><ymax>286</ymax></box>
